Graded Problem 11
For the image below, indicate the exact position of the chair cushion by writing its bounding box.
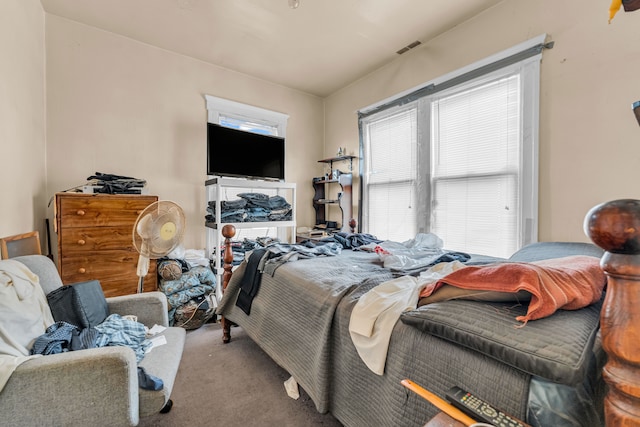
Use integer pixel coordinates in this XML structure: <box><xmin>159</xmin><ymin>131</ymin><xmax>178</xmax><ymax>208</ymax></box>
<box><xmin>12</xmin><ymin>255</ymin><xmax>64</xmax><ymax>295</ymax></box>
<box><xmin>47</xmin><ymin>280</ymin><xmax>109</xmax><ymax>328</ymax></box>
<box><xmin>138</xmin><ymin>326</ymin><xmax>186</xmax><ymax>417</ymax></box>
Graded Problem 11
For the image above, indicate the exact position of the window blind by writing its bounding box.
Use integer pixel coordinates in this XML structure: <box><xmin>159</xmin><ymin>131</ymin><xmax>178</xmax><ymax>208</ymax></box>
<box><xmin>430</xmin><ymin>74</ymin><xmax>520</xmax><ymax>256</ymax></box>
<box><xmin>363</xmin><ymin>106</ymin><xmax>418</xmax><ymax>242</ymax></box>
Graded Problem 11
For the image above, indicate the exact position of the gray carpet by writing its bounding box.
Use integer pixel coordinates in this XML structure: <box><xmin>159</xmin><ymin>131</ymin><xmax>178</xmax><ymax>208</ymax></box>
<box><xmin>139</xmin><ymin>322</ymin><xmax>343</xmax><ymax>427</ymax></box>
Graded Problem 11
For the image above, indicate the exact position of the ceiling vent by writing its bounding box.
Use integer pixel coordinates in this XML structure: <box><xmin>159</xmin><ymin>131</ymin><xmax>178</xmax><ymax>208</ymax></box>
<box><xmin>396</xmin><ymin>40</ymin><xmax>422</xmax><ymax>55</ymax></box>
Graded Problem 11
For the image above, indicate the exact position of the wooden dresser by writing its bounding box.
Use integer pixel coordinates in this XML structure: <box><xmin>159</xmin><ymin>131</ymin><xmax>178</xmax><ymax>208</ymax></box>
<box><xmin>55</xmin><ymin>192</ymin><xmax>158</xmax><ymax>297</ymax></box>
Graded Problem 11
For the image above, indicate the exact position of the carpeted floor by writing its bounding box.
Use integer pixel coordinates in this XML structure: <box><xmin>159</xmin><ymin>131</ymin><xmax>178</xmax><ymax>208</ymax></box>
<box><xmin>139</xmin><ymin>322</ymin><xmax>343</xmax><ymax>427</ymax></box>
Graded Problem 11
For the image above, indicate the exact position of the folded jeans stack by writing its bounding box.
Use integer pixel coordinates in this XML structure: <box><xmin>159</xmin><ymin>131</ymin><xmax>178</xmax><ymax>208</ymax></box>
<box><xmin>205</xmin><ymin>192</ymin><xmax>292</xmax><ymax>223</ymax></box>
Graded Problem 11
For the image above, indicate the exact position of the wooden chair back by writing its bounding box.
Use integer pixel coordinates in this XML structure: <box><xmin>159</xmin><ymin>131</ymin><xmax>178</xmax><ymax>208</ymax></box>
<box><xmin>0</xmin><ymin>231</ymin><xmax>42</xmax><ymax>259</ymax></box>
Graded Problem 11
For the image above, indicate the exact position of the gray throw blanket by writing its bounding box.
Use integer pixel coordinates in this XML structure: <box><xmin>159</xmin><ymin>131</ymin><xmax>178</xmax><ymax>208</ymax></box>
<box><xmin>260</xmin><ymin>242</ymin><xmax>343</xmax><ymax>276</ymax></box>
<box><xmin>235</xmin><ymin>242</ymin><xmax>343</xmax><ymax>315</ymax></box>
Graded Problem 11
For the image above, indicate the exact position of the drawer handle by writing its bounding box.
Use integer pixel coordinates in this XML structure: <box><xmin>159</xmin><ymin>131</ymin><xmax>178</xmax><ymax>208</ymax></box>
<box><xmin>77</xmin><ymin>239</ymin><xmax>86</xmax><ymax>246</ymax></box>
<box><xmin>78</xmin><ymin>268</ymin><xmax>86</xmax><ymax>274</ymax></box>
<box><xmin>76</xmin><ymin>210</ymin><xmax>86</xmax><ymax>216</ymax></box>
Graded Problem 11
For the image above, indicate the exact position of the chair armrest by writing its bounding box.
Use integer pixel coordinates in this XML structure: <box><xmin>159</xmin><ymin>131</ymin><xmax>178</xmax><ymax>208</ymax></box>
<box><xmin>107</xmin><ymin>291</ymin><xmax>169</xmax><ymax>327</ymax></box>
<box><xmin>0</xmin><ymin>347</ymin><xmax>139</xmax><ymax>426</ymax></box>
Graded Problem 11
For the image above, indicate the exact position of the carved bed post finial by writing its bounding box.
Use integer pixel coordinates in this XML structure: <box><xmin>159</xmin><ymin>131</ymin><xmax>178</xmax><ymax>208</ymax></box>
<box><xmin>584</xmin><ymin>199</ymin><xmax>640</xmax><ymax>425</ymax></box>
<box><xmin>221</xmin><ymin>224</ymin><xmax>236</xmax><ymax>343</ymax></box>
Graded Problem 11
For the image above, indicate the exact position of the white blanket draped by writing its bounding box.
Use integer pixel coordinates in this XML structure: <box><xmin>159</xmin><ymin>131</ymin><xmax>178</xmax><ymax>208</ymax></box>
<box><xmin>349</xmin><ymin>260</ymin><xmax>467</xmax><ymax>375</ymax></box>
<box><xmin>0</xmin><ymin>260</ymin><xmax>54</xmax><ymax>392</ymax></box>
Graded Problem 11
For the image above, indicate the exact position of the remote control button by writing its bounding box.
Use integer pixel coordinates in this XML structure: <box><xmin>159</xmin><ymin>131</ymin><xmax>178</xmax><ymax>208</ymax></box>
<box><xmin>482</xmin><ymin>405</ymin><xmax>498</xmax><ymax>417</ymax></box>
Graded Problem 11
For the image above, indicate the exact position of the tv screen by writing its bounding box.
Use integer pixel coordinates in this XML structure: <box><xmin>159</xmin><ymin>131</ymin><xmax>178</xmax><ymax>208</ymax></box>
<box><xmin>207</xmin><ymin>123</ymin><xmax>285</xmax><ymax>181</ymax></box>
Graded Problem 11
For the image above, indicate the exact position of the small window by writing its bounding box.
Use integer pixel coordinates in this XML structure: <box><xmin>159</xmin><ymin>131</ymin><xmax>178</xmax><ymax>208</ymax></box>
<box><xmin>219</xmin><ymin>114</ymin><xmax>279</xmax><ymax>136</ymax></box>
<box><xmin>205</xmin><ymin>94</ymin><xmax>288</xmax><ymax>137</ymax></box>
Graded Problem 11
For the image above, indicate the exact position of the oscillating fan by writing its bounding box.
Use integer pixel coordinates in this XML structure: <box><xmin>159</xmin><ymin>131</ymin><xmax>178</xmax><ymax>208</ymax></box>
<box><xmin>133</xmin><ymin>200</ymin><xmax>186</xmax><ymax>293</ymax></box>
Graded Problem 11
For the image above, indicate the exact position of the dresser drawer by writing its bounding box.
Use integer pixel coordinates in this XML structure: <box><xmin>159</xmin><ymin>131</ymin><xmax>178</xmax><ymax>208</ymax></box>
<box><xmin>59</xmin><ymin>226</ymin><xmax>135</xmax><ymax>254</ymax></box>
<box><xmin>60</xmin><ymin>251</ymin><xmax>157</xmax><ymax>297</ymax></box>
<box><xmin>58</xmin><ymin>195</ymin><xmax>156</xmax><ymax>228</ymax></box>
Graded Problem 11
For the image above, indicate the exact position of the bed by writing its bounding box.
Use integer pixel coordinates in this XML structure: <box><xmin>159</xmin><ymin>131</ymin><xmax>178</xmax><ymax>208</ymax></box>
<box><xmin>215</xmin><ymin>199</ymin><xmax>640</xmax><ymax>426</ymax></box>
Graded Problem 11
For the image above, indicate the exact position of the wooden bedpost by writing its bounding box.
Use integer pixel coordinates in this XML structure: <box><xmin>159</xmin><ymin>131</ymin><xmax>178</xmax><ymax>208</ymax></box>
<box><xmin>585</xmin><ymin>199</ymin><xmax>640</xmax><ymax>426</ymax></box>
<box><xmin>221</xmin><ymin>224</ymin><xmax>236</xmax><ymax>344</ymax></box>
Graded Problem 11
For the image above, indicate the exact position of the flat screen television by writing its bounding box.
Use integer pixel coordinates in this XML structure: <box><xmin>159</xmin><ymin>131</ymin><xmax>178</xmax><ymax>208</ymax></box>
<box><xmin>207</xmin><ymin>123</ymin><xmax>285</xmax><ymax>181</ymax></box>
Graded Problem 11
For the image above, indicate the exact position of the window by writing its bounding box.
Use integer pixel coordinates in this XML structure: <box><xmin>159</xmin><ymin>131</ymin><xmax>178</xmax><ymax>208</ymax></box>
<box><xmin>359</xmin><ymin>36</ymin><xmax>545</xmax><ymax>258</ymax></box>
<box><xmin>205</xmin><ymin>95</ymin><xmax>288</xmax><ymax>137</ymax></box>
<box><xmin>362</xmin><ymin>105</ymin><xmax>419</xmax><ymax>242</ymax></box>
<box><xmin>218</xmin><ymin>114</ymin><xmax>280</xmax><ymax>136</ymax></box>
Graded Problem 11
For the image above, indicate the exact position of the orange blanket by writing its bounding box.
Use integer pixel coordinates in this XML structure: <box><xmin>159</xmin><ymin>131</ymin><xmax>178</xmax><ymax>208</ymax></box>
<box><xmin>419</xmin><ymin>255</ymin><xmax>606</xmax><ymax>323</ymax></box>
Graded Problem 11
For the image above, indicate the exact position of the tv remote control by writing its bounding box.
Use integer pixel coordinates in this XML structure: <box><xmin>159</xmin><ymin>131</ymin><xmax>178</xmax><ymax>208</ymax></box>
<box><xmin>445</xmin><ymin>386</ymin><xmax>530</xmax><ymax>427</ymax></box>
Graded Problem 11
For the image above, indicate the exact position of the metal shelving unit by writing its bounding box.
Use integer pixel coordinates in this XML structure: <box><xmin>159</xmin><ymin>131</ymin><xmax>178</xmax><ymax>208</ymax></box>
<box><xmin>205</xmin><ymin>176</ymin><xmax>296</xmax><ymax>294</ymax></box>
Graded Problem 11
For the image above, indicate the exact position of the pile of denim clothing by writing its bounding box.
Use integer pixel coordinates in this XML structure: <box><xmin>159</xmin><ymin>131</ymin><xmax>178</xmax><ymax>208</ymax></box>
<box><xmin>86</xmin><ymin>172</ymin><xmax>146</xmax><ymax>194</ymax></box>
<box><xmin>205</xmin><ymin>192</ymin><xmax>292</xmax><ymax>223</ymax></box>
<box><xmin>157</xmin><ymin>262</ymin><xmax>216</xmax><ymax>329</ymax></box>
<box><xmin>220</xmin><ymin>237</ymin><xmax>280</xmax><ymax>267</ymax></box>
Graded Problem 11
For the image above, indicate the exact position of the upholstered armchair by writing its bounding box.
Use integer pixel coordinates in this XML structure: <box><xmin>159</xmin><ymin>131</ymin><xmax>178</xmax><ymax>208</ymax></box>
<box><xmin>0</xmin><ymin>255</ymin><xmax>186</xmax><ymax>427</ymax></box>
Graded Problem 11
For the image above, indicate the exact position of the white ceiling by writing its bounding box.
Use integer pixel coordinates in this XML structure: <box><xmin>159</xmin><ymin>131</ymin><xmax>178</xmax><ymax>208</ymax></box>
<box><xmin>40</xmin><ymin>0</ymin><xmax>503</xmax><ymax>97</ymax></box>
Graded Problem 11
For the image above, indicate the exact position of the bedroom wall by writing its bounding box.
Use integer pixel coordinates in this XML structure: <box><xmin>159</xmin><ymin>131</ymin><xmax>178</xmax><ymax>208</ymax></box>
<box><xmin>45</xmin><ymin>14</ymin><xmax>324</xmax><ymax>250</ymax></box>
<box><xmin>0</xmin><ymin>0</ymin><xmax>47</xmax><ymax>245</ymax></box>
<box><xmin>324</xmin><ymin>0</ymin><xmax>640</xmax><ymax>244</ymax></box>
